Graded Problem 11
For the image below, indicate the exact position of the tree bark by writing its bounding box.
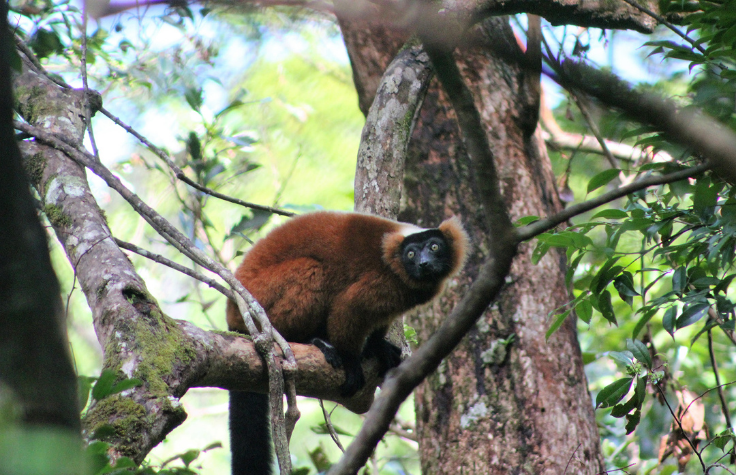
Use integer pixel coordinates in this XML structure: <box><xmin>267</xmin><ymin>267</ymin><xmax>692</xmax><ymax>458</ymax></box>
<box><xmin>339</xmin><ymin>16</ymin><xmax>604</xmax><ymax>474</ymax></box>
<box><xmin>0</xmin><ymin>2</ymin><xmax>79</xmax><ymax>434</ymax></box>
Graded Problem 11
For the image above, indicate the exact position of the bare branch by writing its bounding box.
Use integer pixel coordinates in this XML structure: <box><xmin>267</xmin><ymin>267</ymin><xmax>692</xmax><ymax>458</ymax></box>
<box><xmin>540</xmin><ymin>99</ymin><xmax>673</xmax><ymax>163</ymax></box>
<box><xmin>320</xmin><ymin>400</ymin><xmax>345</xmax><ymax>452</ymax></box>
<box><xmin>707</xmin><ymin>330</ymin><xmax>735</xmax><ymax>462</ymax></box>
<box><xmin>618</xmin><ymin>0</ymin><xmax>708</xmax><ymax>56</ymax></box>
<box><xmin>548</xmin><ymin>58</ymin><xmax>736</xmax><ymax>184</ymax></box>
<box><xmin>570</xmin><ymin>94</ymin><xmax>617</xmax><ymax>169</ymax></box>
<box><xmin>114</xmin><ymin>238</ymin><xmax>234</xmax><ymax>299</ymax></box>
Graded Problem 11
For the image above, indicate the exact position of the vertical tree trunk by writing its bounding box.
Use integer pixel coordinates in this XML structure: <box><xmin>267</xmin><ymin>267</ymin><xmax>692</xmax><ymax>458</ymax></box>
<box><xmin>339</xmin><ymin>16</ymin><xmax>604</xmax><ymax>474</ymax></box>
<box><xmin>0</xmin><ymin>0</ymin><xmax>79</xmax><ymax>433</ymax></box>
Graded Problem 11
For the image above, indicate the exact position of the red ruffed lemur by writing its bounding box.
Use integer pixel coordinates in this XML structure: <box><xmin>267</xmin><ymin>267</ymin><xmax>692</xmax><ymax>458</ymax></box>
<box><xmin>226</xmin><ymin>211</ymin><xmax>469</xmax><ymax>475</ymax></box>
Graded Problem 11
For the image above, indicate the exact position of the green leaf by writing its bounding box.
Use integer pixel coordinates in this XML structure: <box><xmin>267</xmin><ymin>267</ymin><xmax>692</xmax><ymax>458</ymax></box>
<box><xmin>610</xmin><ymin>395</ymin><xmax>637</xmax><ymax>418</ymax></box>
<box><xmin>608</xmin><ymin>351</ymin><xmax>634</xmax><ymax>366</ymax></box>
<box><xmin>78</xmin><ymin>375</ymin><xmax>95</xmax><ymax>411</ymax></box>
<box><xmin>90</xmin><ymin>424</ymin><xmax>116</xmax><ymax>440</ymax></box>
<box><xmin>663</xmin><ymin>306</ymin><xmax>677</xmax><ymax>337</ymax></box>
<box><xmin>676</xmin><ymin>302</ymin><xmax>710</xmax><ymax>329</ymax></box>
<box><xmin>91</xmin><ymin>370</ymin><xmax>117</xmax><ymax>401</ymax></box>
<box><xmin>596</xmin><ymin>377</ymin><xmax>633</xmax><ymax>408</ymax></box>
<box><xmin>690</xmin><ymin>318</ymin><xmax>719</xmax><ymax>345</ymax></box>
<box><xmin>203</xmin><ymin>441</ymin><xmax>223</xmax><ymax>451</ymax></box>
<box><xmin>693</xmin><ymin>177</ymin><xmax>718</xmax><ymax>219</ymax></box>
<box><xmin>546</xmin><ymin>309</ymin><xmax>571</xmax><ymax>341</ymax></box>
<box><xmin>180</xmin><ymin>449</ymin><xmax>200</xmax><ymax>467</ymax></box>
<box><xmin>110</xmin><ymin>378</ymin><xmax>142</xmax><ymax>396</ymax></box>
<box><xmin>566</xmin><ymin>252</ymin><xmax>584</xmax><ymax>288</ymax></box>
<box><xmin>587</xmin><ymin>169</ymin><xmax>621</xmax><ymax>194</ymax></box>
<box><xmin>672</xmin><ymin>266</ymin><xmax>687</xmax><ymax>293</ymax></box>
<box><xmin>113</xmin><ymin>457</ymin><xmax>136</xmax><ymax>469</ymax></box>
<box><xmin>598</xmin><ymin>290</ymin><xmax>617</xmax><ymax>325</ymax></box>
<box><xmin>516</xmin><ymin>215</ymin><xmax>540</xmax><ymax>226</ymax></box>
<box><xmin>185</xmin><ymin>87</ymin><xmax>203</xmax><ymax>111</ymax></box>
<box><xmin>28</xmin><ymin>28</ymin><xmax>64</xmax><ymax>59</ymax></box>
<box><xmin>186</xmin><ymin>132</ymin><xmax>202</xmax><ymax>161</ymax></box>
<box><xmin>715</xmin><ymin>273</ymin><xmax>736</xmax><ymax>294</ymax></box>
<box><xmin>537</xmin><ymin>232</ymin><xmax>576</xmax><ymax>248</ymax></box>
<box><xmin>614</xmin><ymin>272</ymin><xmax>639</xmax><ymax>306</ymax></box>
<box><xmin>591</xmin><ymin>257</ymin><xmax>621</xmax><ymax>295</ymax></box>
<box><xmin>531</xmin><ymin>242</ymin><xmax>550</xmax><ymax>265</ymax></box>
<box><xmin>229</xmin><ymin>210</ymin><xmax>273</xmax><ymax>237</ymax></box>
<box><xmin>713</xmin><ymin>430</ymin><xmax>735</xmax><ymax>450</ymax></box>
<box><xmin>634</xmin><ymin>375</ymin><xmax>648</xmax><ymax>406</ymax></box>
<box><xmin>576</xmin><ymin>298</ymin><xmax>593</xmax><ymax>324</ymax></box>
<box><xmin>625</xmin><ymin>408</ymin><xmax>641</xmax><ymax>434</ymax></box>
<box><xmin>404</xmin><ymin>323</ymin><xmax>418</xmax><ymax>345</ymax></box>
<box><xmin>591</xmin><ymin>209</ymin><xmax>629</xmax><ymax>220</ymax></box>
<box><xmin>626</xmin><ymin>339</ymin><xmax>652</xmax><ymax>369</ymax></box>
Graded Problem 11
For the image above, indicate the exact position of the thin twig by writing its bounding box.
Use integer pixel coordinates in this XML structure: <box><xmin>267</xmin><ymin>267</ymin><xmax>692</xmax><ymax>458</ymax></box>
<box><xmin>319</xmin><ymin>399</ymin><xmax>345</xmax><ymax>452</ymax></box>
<box><xmin>707</xmin><ymin>329</ymin><xmax>734</xmax><ymax>443</ymax></box>
<box><xmin>654</xmin><ymin>382</ymin><xmax>707</xmax><ymax>472</ymax></box>
<box><xmin>387</xmin><ymin>422</ymin><xmax>416</xmax><ymax>442</ymax></box>
<box><xmin>708</xmin><ymin>306</ymin><xmax>736</xmax><ymax>346</ymax></box>
<box><xmin>80</xmin><ymin>3</ymin><xmax>100</xmax><ymax>159</ymax></box>
<box><xmin>618</xmin><ymin>0</ymin><xmax>707</xmax><ymax>56</ymax></box>
<box><xmin>596</xmin><ymin>463</ymin><xmax>635</xmax><ymax>474</ymax></box>
<box><xmin>563</xmin><ymin>443</ymin><xmax>581</xmax><ymax>474</ymax></box>
<box><xmin>114</xmin><ymin>238</ymin><xmax>234</xmax><ymax>299</ymax></box>
<box><xmin>99</xmin><ymin>107</ymin><xmax>295</xmax><ymax>217</ymax></box>
<box><xmin>707</xmin><ymin>463</ymin><xmax>736</xmax><ymax>475</ymax></box>
<box><xmin>516</xmin><ymin>163</ymin><xmax>710</xmax><ymax>241</ymax></box>
<box><xmin>571</xmin><ymin>94</ymin><xmax>617</xmax><ymax>169</ymax></box>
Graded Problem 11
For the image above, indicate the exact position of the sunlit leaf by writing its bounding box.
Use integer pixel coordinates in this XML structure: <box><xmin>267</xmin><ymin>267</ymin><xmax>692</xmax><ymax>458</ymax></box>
<box><xmin>596</xmin><ymin>377</ymin><xmax>633</xmax><ymax>408</ymax></box>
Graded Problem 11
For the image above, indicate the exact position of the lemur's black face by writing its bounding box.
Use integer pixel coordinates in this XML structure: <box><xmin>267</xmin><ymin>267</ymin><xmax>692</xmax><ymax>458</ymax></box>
<box><xmin>400</xmin><ymin>230</ymin><xmax>453</xmax><ymax>282</ymax></box>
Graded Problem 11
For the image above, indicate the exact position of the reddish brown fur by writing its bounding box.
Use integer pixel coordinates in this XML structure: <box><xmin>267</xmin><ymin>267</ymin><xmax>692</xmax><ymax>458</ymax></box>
<box><xmin>226</xmin><ymin>211</ymin><xmax>468</xmax><ymax>358</ymax></box>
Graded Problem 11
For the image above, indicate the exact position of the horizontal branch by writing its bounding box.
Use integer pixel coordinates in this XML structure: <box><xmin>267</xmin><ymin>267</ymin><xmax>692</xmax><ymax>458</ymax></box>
<box><xmin>181</xmin><ymin>321</ymin><xmax>379</xmax><ymax>413</ymax></box>
<box><xmin>515</xmin><ymin>162</ymin><xmax>710</xmax><ymax>241</ymax></box>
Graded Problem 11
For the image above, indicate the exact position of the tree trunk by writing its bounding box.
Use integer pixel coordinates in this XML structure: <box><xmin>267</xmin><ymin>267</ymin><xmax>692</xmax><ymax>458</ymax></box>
<box><xmin>0</xmin><ymin>1</ymin><xmax>79</xmax><ymax>434</ymax></box>
<box><xmin>339</xmin><ymin>16</ymin><xmax>604</xmax><ymax>474</ymax></box>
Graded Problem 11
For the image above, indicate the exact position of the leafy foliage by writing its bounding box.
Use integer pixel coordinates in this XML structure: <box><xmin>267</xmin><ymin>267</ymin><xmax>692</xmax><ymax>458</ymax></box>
<box><xmin>538</xmin><ymin>4</ymin><xmax>736</xmax><ymax>471</ymax></box>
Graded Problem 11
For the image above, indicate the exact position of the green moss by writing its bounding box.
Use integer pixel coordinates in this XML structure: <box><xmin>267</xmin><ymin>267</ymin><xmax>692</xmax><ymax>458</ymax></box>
<box><xmin>16</xmin><ymin>85</ymin><xmax>56</xmax><ymax>123</ymax></box>
<box><xmin>115</xmin><ymin>290</ymin><xmax>196</xmax><ymax>396</ymax></box>
<box><xmin>398</xmin><ymin>35</ymin><xmax>421</xmax><ymax>53</ymax></box>
<box><xmin>214</xmin><ymin>329</ymin><xmax>254</xmax><ymax>340</ymax></box>
<box><xmin>43</xmin><ymin>204</ymin><xmax>72</xmax><ymax>228</ymax></box>
<box><xmin>24</xmin><ymin>152</ymin><xmax>46</xmax><ymax>185</ymax></box>
<box><xmin>398</xmin><ymin>107</ymin><xmax>415</xmax><ymax>142</ymax></box>
<box><xmin>84</xmin><ymin>291</ymin><xmax>193</xmax><ymax>453</ymax></box>
<box><xmin>85</xmin><ymin>396</ymin><xmax>146</xmax><ymax>451</ymax></box>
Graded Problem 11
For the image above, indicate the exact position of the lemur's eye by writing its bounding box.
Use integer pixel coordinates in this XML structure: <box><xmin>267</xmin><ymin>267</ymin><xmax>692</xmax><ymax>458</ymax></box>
<box><xmin>407</xmin><ymin>250</ymin><xmax>415</xmax><ymax>259</ymax></box>
<box><xmin>430</xmin><ymin>243</ymin><xmax>439</xmax><ymax>252</ymax></box>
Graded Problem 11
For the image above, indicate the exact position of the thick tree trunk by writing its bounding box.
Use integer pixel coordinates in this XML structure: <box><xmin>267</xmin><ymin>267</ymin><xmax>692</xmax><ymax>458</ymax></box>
<box><xmin>339</xmin><ymin>16</ymin><xmax>604</xmax><ymax>474</ymax></box>
<box><xmin>0</xmin><ymin>1</ymin><xmax>79</xmax><ymax>434</ymax></box>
